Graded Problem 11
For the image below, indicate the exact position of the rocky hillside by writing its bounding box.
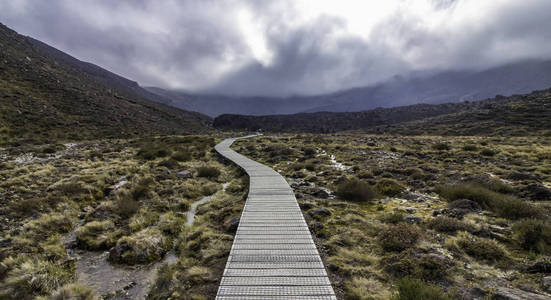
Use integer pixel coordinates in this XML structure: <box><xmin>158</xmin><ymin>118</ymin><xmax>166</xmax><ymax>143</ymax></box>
<box><xmin>0</xmin><ymin>23</ymin><xmax>211</xmax><ymax>146</ymax></box>
<box><xmin>213</xmin><ymin>89</ymin><xmax>551</xmax><ymax>136</ymax></box>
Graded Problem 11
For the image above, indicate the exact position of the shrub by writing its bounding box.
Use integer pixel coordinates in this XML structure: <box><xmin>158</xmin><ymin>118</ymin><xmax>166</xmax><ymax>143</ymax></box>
<box><xmin>136</xmin><ymin>147</ymin><xmax>170</xmax><ymax>160</ymax></box>
<box><xmin>375</xmin><ymin>179</ymin><xmax>405</xmax><ymax>197</ymax></box>
<box><xmin>446</xmin><ymin>232</ymin><xmax>507</xmax><ymax>262</ymax></box>
<box><xmin>303</xmin><ymin>147</ymin><xmax>316</xmax><ymax>156</ymax></box>
<box><xmin>116</xmin><ymin>193</ymin><xmax>140</xmax><ymax>217</ymax></box>
<box><xmin>385</xmin><ymin>251</ymin><xmax>451</xmax><ymax>283</ymax></box>
<box><xmin>46</xmin><ymin>283</ymin><xmax>96</xmax><ymax>300</ymax></box>
<box><xmin>480</xmin><ymin>149</ymin><xmax>497</xmax><ymax>157</ymax></box>
<box><xmin>171</xmin><ymin>151</ymin><xmax>191</xmax><ymax>162</ymax></box>
<box><xmin>432</xmin><ymin>143</ymin><xmax>450</xmax><ymax>151</ymax></box>
<box><xmin>158</xmin><ymin>159</ymin><xmax>179</xmax><ymax>169</ymax></box>
<box><xmin>437</xmin><ymin>183</ymin><xmax>539</xmax><ymax>220</ymax></box>
<box><xmin>0</xmin><ymin>258</ymin><xmax>72</xmax><ymax>298</ymax></box>
<box><xmin>379</xmin><ymin>223</ymin><xmax>422</xmax><ymax>252</ymax></box>
<box><xmin>379</xmin><ymin>212</ymin><xmax>406</xmax><ymax>224</ymax></box>
<box><xmin>391</xmin><ymin>277</ymin><xmax>452</xmax><ymax>300</ymax></box>
<box><xmin>512</xmin><ymin>219</ymin><xmax>551</xmax><ymax>254</ymax></box>
<box><xmin>76</xmin><ymin>220</ymin><xmax>117</xmax><ymax>250</ymax></box>
<box><xmin>196</xmin><ymin>166</ymin><xmax>220</xmax><ymax>179</ymax></box>
<box><xmin>336</xmin><ymin>178</ymin><xmax>375</xmax><ymax>202</ymax></box>
<box><xmin>462</xmin><ymin>145</ymin><xmax>478</xmax><ymax>151</ymax></box>
<box><xmin>428</xmin><ymin>216</ymin><xmax>474</xmax><ymax>234</ymax></box>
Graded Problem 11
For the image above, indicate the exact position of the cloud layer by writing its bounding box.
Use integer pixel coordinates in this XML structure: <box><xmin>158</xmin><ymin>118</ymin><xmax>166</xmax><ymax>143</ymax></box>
<box><xmin>1</xmin><ymin>0</ymin><xmax>551</xmax><ymax>96</ymax></box>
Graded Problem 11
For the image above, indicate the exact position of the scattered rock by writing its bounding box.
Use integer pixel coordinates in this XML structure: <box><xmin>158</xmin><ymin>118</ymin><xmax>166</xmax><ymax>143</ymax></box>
<box><xmin>309</xmin><ymin>208</ymin><xmax>331</xmax><ymax>218</ymax></box>
<box><xmin>403</xmin><ymin>214</ymin><xmax>422</xmax><ymax>224</ymax></box>
<box><xmin>522</xmin><ymin>184</ymin><xmax>551</xmax><ymax>201</ymax></box>
<box><xmin>299</xmin><ymin>202</ymin><xmax>314</xmax><ymax>210</ymax></box>
<box><xmin>105</xmin><ymin>180</ymin><xmax>128</xmax><ymax>195</ymax></box>
<box><xmin>176</xmin><ymin>170</ymin><xmax>193</xmax><ymax>179</ymax></box>
<box><xmin>224</xmin><ymin>217</ymin><xmax>240</xmax><ymax>233</ymax></box>
<box><xmin>543</xmin><ymin>277</ymin><xmax>551</xmax><ymax>293</ymax></box>
<box><xmin>508</xmin><ymin>172</ymin><xmax>539</xmax><ymax>181</ymax></box>
<box><xmin>492</xmin><ymin>287</ymin><xmax>550</xmax><ymax>300</ymax></box>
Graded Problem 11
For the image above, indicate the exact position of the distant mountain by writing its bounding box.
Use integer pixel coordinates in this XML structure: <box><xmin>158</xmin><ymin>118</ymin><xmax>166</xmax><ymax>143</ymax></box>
<box><xmin>212</xmin><ymin>88</ymin><xmax>551</xmax><ymax>136</ymax></box>
<box><xmin>0</xmin><ymin>23</ymin><xmax>210</xmax><ymax>145</ymax></box>
<box><xmin>148</xmin><ymin>60</ymin><xmax>551</xmax><ymax>117</ymax></box>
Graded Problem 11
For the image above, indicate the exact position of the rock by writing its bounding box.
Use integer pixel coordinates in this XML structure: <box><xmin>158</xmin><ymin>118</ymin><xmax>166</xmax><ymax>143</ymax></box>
<box><xmin>224</xmin><ymin>217</ymin><xmax>240</xmax><ymax>233</ymax></box>
<box><xmin>508</xmin><ymin>172</ymin><xmax>539</xmax><ymax>181</ymax></box>
<box><xmin>176</xmin><ymin>170</ymin><xmax>193</xmax><ymax>179</ymax></box>
<box><xmin>523</xmin><ymin>184</ymin><xmax>551</xmax><ymax>201</ymax></box>
<box><xmin>299</xmin><ymin>202</ymin><xmax>314</xmax><ymax>210</ymax></box>
<box><xmin>404</xmin><ymin>207</ymin><xmax>417</xmax><ymax>213</ymax></box>
<box><xmin>105</xmin><ymin>180</ymin><xmax>128</xmax><ymax>194</ymax></box>
<box><xmin>492</xmin><ymin>287</ymin><xmax>550</xmax><ymax>300</ymax></box>
<box><xmin>403</xmin><ymin>214</ymin><xmax>422</xmax><ymax>224</ymax></box>
<box><xmin>312</xmin><ymin>189</ymin><xmax>330</xmax><ymax>199</ymax></box>
<box><xmin>526</xmin><ymin>258</ymin><xmax>551</xmax><ymax>273</ymax></box>
<box><xmin>543</xmin><ymin>277</ymin><xmax>551</xmax><ymax>293</ymax></box>
<box><xmin>309</xmin><ymin>208</ymin><xmax>331</xmax><ymax>218</ymax></box>
<box><xmin>463</xmin><ymin>286</ymin><xmax>487</xmax><ymax>300</ymax></box>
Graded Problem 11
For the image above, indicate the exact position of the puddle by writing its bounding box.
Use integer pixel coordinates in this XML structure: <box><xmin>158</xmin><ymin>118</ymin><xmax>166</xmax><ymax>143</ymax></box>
<box><xmin>65</xmin><ymin>181</ymin><xmax>229</xmax><ymax>299</ymax></box>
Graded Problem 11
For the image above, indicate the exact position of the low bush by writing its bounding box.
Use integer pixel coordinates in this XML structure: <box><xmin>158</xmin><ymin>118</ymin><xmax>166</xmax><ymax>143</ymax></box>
<box><xmin>375</xmin><ymin>179</ymin><xmax>405</xmax><ymax>197</ymax></box>
<box><xmin>512</xmin><ymin>219</ymin><xmax>551</xmax><ymax>254</ymax></box>
<box><xmin>336</xmin><ymin>178</ymin><xmax>375</xmax><ymax>202</ymax></box>
<box><xmin>446</xmin><ymin>232</ymin><xmax>507</xmax><ymax>262</ymax></box>
<box><xmin>379</xmin><ymin>223</ymin><xmax>422</xmax><ymax>252</ymax></box>
<box><xmin>196</xmin><ymin>166</ymin><xmax>220</xmax><ymax>179</ymax></box>
<box><xmin>391</xmin><ymin>277</ymin><xmax>453</xmax><ymax>300</ymax></box>
<box><xmin>428</xmin><ymin>216</ymin><xmax>475</xmax><ymax>234</ymax></box>
<box><xmin>432</xmin><ymin>143</ymin><xmax>451</xmax><ymax>151</ymax></box>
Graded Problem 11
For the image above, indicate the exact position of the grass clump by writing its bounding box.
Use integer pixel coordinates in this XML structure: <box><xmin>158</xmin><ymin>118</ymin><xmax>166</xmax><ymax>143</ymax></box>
<box><xmin>462</xmin><ymin>145</ymin><xmax>478</xmax><ymax>151</ymax></box>
<box><xmin>446</xmin><ymin>232</ymin><xmax>507</xmax><ymax>263</ymax></box>
<box><xmin>136</xmin><ymin>146</ymin><xmax>170</xmax><ymax>160</ymax></box>
<box><xmin>0</xmin><ymin>257</ymin><xmax>72</xmax><ymax>299</ymax></box>
<box><xmin>109</xmin><ymin>228</ymin><xmax>170</xmax><ymax>265</ymax></box>
<box><xmin>375</xmin><ymin>179</ymin><xmax>405</xmax><ymax>197</ymax></box>
<box><xmin>336</xmin><ymin>178</ymin><xmax>375</xmax><ymax>202</ymax></box>
<box><xmin>391</xmin><ymin>277</ymin><xmax>452</xmax><ymax>300</ymax></box>
<box><xmin>437</xmin><ymin>183</ymin><xmax>539</xmax><ymax>220</ymax></box>
<box><xmin>432</xmin><ymin>143</ymin><xmax>451</xmax><ymax>151</ymax></box>
<box><xmin>512</xmin><ymin>219</ymin><xmax>551</xmax><ymax>254</ymax></box>
<box><xmin>76</xmin><ymin>220</ymin><xmax>117</xmax><ymax>250</ymax></box>
<box><xmin>480</xmin><ymin>149</ymin><xmax>497</xmax><ymax>157</ymax></box>
<box><xmin>379</xmin><ymin>223</ymin><xmax>422</xmax><ymax>252</ymax></box>
<box><xmin>43</xmin><ymin>283</ymin><xmax>96</xmax><ymax>300</ymax></box>
<box><xmin>196</xmin><ymin>166</ymin><xmax>221</xmax><ymax>179</ymax></box>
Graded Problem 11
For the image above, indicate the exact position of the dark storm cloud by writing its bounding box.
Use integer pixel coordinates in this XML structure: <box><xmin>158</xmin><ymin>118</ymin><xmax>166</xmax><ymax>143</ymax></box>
<box><xmin>1</xmin><ymin>0</ymin><xmax>551</xmax><ymax>96</ymax></box>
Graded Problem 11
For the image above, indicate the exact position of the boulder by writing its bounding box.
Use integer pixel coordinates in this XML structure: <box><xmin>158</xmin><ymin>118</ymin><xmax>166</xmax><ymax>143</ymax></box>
<box><xmin>309</xmin><ymin>208</ymin><xmax>331</xmax><ymax>218</ymax></box>
<box><xmin>312</xmin><ymin>189</ymin><xmax>330</xmax><ymax>199</ymax></box>
<box><xmin>176</xmin><ymin>170</ymin><xmax>193</xmax><ymax>179</ymax></box>
<box><xmin>224</xmin><ymin>217</ymin><xmax>240</xmax><ymax>233</ymax></box>
<box><xmin>492</xmin><ymin>287</ymin><xmax>550</xmax><ymax>300</ymax></box>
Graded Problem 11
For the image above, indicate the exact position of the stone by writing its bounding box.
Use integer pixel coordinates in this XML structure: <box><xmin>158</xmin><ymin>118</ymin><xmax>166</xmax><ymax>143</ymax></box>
<box><xmin>176</xmin><ymin>170</ymin><xmax>193</xmax><ymax>179</ymax></box>
<box><xmin>312</xmin><ymin>189</ymin><xmax>330</xmax><ymax>199</ymax></box>
<box><xmin>224</xmin><ymin>217</ymin><xmax>240</xmax><ymax>233</ymax></box>
<box><xmin>543</xmin><ymin>276</ymin><xmax>551</xmax><ymax>293</ymax></box>
<box><xmin>492</xmin><ymin>287</ymin><xmax>550</xmax><ymax>300</ymax></box>
<box><xmin>299</xmin><ymin>202</ymin><xmax>314</xmax><ymax>210</ymax></box>
<box><xmin>403</xmin><ymin>214</ymin><xmax>422</xmax><ymax>224</ymax></box>
<box><xmin>309</xmin><ymin>208</ymin><xmax>331</xmax><ymax>218</ymax></box>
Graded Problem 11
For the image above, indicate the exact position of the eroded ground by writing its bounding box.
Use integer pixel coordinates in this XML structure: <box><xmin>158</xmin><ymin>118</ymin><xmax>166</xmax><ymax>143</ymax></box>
<box><xmin>232</xmin><ymin>133</ymin><xmax>551</xmax><ymax>299</ymax></box>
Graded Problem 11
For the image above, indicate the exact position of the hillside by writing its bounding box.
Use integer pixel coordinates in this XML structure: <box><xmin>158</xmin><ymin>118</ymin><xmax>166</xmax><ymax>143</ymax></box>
<box><xmin>213</xmin><ymin>89</ymin><xmax>551</xmax><ymax>136</ymax></box>
<box><xmin>148</xmin><ymin>60</ymin><xmax>551</xmax><ymax>117</ymax></box>
<box><xmin>0</xmin><ymin>23</ymin><xmax>211</xmax><ymax>146</ymax></box>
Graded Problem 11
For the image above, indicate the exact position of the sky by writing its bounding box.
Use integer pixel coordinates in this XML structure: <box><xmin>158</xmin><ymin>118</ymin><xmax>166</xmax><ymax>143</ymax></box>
<box><xmin>1</xmin><ymin>0</ymin><xmax>551</xmax><ymax>97</ymax></box>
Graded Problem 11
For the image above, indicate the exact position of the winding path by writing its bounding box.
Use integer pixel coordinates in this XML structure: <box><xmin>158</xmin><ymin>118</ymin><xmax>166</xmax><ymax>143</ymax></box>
<box><xmin>215</xmin><ymin>136</ymin><xmax>336</xmax><ymax>299</ymax></box>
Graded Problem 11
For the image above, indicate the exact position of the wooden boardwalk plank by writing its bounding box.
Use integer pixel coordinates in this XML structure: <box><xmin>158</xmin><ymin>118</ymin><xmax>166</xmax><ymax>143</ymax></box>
<box><xmin>215</xmin><ymin>136</ymin><xmax>335</xmax><ymax>299</ymax></box>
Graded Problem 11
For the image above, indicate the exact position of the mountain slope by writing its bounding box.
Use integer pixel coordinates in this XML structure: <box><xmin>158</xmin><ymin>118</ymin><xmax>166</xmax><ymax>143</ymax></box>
<box><xmin>213</xmin><ymin>89</ymin><xmax>551</xmax><ymax>136</ymax></box>
<box><xmin>0</xmin><ymin>23</ymin><xmax>210</xmax><ymax>145</ymax></box>
<box><xmin>149</xmin><ymin>60</ymin><xmax>551</xmax><ymax>117</ymax></box>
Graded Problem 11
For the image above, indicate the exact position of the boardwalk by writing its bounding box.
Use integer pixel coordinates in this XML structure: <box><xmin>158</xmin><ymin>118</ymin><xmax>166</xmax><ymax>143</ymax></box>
<box><xmin>215</xmin><ymin>136</ymin><xmax>336</xmax><ymax>299</ymax></box>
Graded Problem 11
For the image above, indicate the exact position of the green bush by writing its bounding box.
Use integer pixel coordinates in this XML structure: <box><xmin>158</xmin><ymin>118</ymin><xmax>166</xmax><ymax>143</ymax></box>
<box><xmin>392</xmin><ymin>277</ymin><xmax>452</xmax><ymax>300</ymax></box>
<box><xmin>196</xmin><ymin>166</ymin><xmax>221</xmax><ymax>179</ymax></box>
<box><xmin>432</xmin><ymin>143</ymin><xmax>451</xmax><ymax>151</ymax></box>
<box><xmin>446</xmin><ymin>232</ymin><xmax>507</xmax><ymax>262</ymax></box>
<box><xmin>336</xmin><ymin>178</ymin><xmax>375</xmax><ymax>202</ymax></box>
<box><xmin>375</xmin><ymin>179</ymin><xmax>405</xmax><ymax>197</ymax></box>
<box><xmin>512</xmin><ymin>219</ymin><xmax>551</xmax><ymax>254</ymax></box>
<box><xmin>379</xmin><ymin>223</ymin><xmax>422</xmax><ymax>252</ymax></box>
